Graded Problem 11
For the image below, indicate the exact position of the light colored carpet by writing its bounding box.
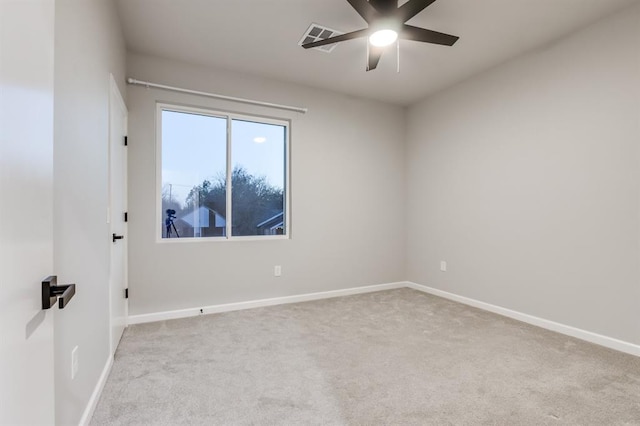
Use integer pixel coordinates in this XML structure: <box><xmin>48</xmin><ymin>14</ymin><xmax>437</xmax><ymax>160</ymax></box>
<box><xmin>91</xmin><ymin>288</ymin><xmax>640</xmax><ymax>425</ymax></box>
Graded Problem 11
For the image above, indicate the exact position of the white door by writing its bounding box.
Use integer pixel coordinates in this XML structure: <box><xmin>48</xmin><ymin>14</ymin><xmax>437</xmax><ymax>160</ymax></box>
<box><xmin>109</xmin><ymin>75</ymin><xmax>128</xmax><ymax>355</ymax></box>
<box><xmin>0</xmin><ymin>0</ymin><xmax>56</xmax><ymax>424</ymax></box>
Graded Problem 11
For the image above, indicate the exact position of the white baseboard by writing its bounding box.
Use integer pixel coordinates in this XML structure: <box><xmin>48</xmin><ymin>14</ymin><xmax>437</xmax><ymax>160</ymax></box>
<box><xmin>128</xmin><ymin>281</ymin><xmax>407</xmax><ymax>325</ymax></box>
<box><xmin>406</xmin><ymin>282</ymin><xmax>640</xmax><ymax>357</ymax></box>
<box><xmin>127</xmin><ymin>280</ymin><xmax>639</xmax><ymax>357</ymax></box>
<box><xmin>78</xmin><ymin>354</ymin><xmax>114</xmax><ymax>426</ymax></box>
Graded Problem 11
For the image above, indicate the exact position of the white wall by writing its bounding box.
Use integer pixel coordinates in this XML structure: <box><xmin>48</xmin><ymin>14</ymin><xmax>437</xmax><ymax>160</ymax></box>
<box><xmin>406</xmin><ymin>4</ymin><xmax>640</xmax><ymax>345</ymax></box>
<box><xmin>53</xmin><ymin>0</ymin><xmax>126</xmax><ymax>424</ymax></box>
<box><xmin>1</xmin><ymin>1</ymin><xmax>56</xmax><ymax>423</ymax></box>
<box><xmin>126</xmin><ymin>53</ymin><xmax>406</xmax><ymax>316</ymax></box>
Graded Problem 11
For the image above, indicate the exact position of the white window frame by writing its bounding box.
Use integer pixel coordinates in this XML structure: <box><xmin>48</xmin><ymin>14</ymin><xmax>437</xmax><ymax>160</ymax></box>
<box><xmin>156</xmin><ymin>102</ymin><xmax>291</xmax><ymax>243</ymax></box>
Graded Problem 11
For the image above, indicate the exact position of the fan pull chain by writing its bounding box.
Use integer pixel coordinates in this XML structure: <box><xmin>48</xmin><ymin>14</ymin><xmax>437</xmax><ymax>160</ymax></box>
<box><xmin>397</xmin><ymin>40</ymin><xmax>400</xmax><ymax>73</ymax></box>
<box><xmin>366</xmin><ymin>41</ymin><xmax>370</xmax><ymax>71</ymax></box>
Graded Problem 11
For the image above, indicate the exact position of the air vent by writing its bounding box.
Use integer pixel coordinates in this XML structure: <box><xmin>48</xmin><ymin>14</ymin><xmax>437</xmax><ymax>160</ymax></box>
<box><xmin>298</xmin><ymin>23</ymin><xmax>343</xmax><ymax>53</ymax></box>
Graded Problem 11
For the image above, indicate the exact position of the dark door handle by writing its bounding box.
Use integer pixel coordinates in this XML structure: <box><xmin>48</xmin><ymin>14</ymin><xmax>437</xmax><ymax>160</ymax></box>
<box><xmin>42</xmin><ymin>276</ymin><xmax>76</xmax><ymax>309</ymax></box>
<box><xmin>112</xmin><ymin>233</ymin><xmax>124</xmax><ymax>243</ymax></box>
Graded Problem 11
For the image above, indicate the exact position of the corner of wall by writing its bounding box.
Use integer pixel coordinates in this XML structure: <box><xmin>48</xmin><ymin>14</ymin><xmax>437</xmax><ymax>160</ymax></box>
<box><xmin>53</xmin><ymin>0</ymin><xmax>127</xmax><ymax>424</ymax></box>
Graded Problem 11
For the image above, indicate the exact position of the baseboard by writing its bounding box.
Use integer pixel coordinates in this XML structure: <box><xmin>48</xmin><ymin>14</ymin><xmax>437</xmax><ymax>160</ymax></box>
<box><xmin>78</xmin><ymin>354</ymin><xmax>114</xmax><ymax>426</ymax></box>
<box><xmin>406</xmin><ymin>282</ymin><xmax>640</xmax><ymax>357</ymax></box>
<box><xmin>127</xmin><ymin>280</ymin><xmax>639</xmax><ymax>357</ymax></box>
<box><xmin>128</xmin><ymin>281</ymin><xmax>407</xmax><ymax>325</ymax></box>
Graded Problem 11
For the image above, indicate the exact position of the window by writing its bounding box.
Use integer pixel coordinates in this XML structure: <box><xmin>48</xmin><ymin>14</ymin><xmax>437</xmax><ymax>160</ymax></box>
<box><xmin>158</xmin><ymin>104</ymin><xmax>289</xmax><ymax>240</ymax></box>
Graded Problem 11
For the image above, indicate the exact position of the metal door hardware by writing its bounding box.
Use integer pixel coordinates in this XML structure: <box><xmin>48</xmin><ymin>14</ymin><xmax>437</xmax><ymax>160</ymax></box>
<box><xmin>42</xmin><ymin>276</ymin><xmax>76</xmax><ymax>309</ymax></box>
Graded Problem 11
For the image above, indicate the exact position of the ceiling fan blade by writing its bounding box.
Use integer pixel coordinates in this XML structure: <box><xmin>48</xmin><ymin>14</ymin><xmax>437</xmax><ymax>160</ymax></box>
<box><xmin>345</xmin><ymin>0</ymin><xmax>378</xmax><ymax>23</ymax></box>
<box><xmin>301</xmin><ymin>28</ymin><xmax>369</xmax><ymax>49</ymax></box>
<box><xmin>369</xmin><ymin>0</ymin><xmax>397</xmax><ymax>13</ymax></box>
<box><xmin>400</xmin><ymin>24</ymin><xmax>459</xmax><ymax>46</ymax></box>
<box><xmin>396</xmin><ymin>0</ymin><xmax>437</xmax><ymax>23</ymax></box>
<box><xmin>367</xmin><ymin>46</ymin><xmax>384</xmax><ymax>71</ymax></box>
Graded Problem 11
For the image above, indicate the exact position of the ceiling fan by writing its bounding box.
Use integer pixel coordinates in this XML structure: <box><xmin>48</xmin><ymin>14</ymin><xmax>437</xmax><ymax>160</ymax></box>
<box><xmin>301</xmin><ymin>0</ymin><xmax>459</xmax><ymax>71</ymax></box>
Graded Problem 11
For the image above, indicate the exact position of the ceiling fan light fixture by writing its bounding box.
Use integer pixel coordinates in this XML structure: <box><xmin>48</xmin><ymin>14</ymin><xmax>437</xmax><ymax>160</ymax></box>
<box><xmin>301</xmin><ymin>0</ymin><xmax>460</xmax><ymax>72</ymax></box>
<box><xmin>369</xmin><ymin>29</ymin><xmax>398</xmax><ymax>47</ymax></box>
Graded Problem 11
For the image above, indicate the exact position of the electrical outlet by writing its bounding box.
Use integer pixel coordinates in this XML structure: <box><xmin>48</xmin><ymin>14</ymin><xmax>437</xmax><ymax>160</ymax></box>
<box><xmin>274</xmin><ymin>265</ymin><xmax>282</xmax><ymax>277</ymax></box>
<box><xmin>71</xmin><ymin>346</ymin><xmax>79</xmax><ymax>380</ymax></box>
<box><xmin>440</xmin><ymin>261</ymin><xmax>447</xmax><ymax>272</ymax></box>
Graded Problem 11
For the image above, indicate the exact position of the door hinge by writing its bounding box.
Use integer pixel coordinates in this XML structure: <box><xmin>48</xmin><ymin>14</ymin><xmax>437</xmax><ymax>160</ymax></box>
<box><xmin>124</xmin><ymin>212</ymin><xmax>128</xmax><ymax>222</ymax></box>
<box><xmin>124</xmin><ymin>136</ymin><xmax>128</xmax><ymax>146</ymax></box>
<box><xmin>125</xmin><ymin>288</ymin><xmax>129</xmax><ymax>299</ymax></box>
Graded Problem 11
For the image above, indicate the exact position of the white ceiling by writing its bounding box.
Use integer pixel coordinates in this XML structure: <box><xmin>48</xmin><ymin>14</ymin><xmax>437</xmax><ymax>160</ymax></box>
<box><xmin>115</xmin><ymin>0</ymin><xmax>638</xmax><ymax>106</ymax></box>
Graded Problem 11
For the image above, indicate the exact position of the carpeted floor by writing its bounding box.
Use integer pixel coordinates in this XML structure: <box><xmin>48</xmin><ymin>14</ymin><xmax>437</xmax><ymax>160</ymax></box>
<box><xmin>91</xmin><ymin>288</ymin><xmax>640</xmax><ymax>425</ymax></box>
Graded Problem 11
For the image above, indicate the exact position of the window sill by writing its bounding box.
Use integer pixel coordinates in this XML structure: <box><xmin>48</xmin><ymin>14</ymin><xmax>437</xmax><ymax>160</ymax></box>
<box><xmin>155</xmin><ymin>235</ymin><xmax>290</xmax><ymax>244</ymax></box>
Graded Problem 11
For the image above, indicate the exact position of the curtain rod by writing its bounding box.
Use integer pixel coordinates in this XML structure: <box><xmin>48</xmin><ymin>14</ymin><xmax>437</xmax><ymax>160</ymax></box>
<box><xmin>127</xmin><ymin>78</ymin><xmax>308</xmax><ymax>114</ymax></box>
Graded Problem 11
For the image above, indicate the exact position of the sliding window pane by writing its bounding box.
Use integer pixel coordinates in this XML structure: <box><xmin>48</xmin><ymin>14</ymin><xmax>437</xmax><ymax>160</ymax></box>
<box><xmin>161</xmin><ymin>110</ymin><xmax>227</xmax><ymax>239</ymax></box>
<box><xmin>231</xmin><ymin>119</ymin><xmax>286</xmax><ymax>236</ymax></box>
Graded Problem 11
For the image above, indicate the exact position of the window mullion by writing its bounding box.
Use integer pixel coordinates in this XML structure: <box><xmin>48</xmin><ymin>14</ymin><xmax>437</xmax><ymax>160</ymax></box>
<box><xmin>225</xmin><ymin>116</ymin><xmax>232</xmax><ymax>238</ymax></box>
